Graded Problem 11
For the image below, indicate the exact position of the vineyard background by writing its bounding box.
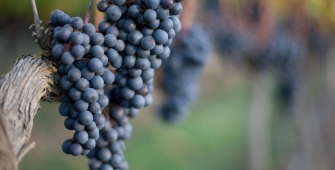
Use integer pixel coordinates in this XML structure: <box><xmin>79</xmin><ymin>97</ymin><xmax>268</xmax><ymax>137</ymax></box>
<box><xmin>1</xmin><ymin>0</ymin><xmax>335</xmax><ymax>170</ymax></box>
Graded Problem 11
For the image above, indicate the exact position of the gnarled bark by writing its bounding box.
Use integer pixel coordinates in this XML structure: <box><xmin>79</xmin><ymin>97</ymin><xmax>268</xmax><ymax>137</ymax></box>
<box><xmin>0</xmin><ymin>55</ymin><xmax>56</xmax><ymax>170</ymax></box>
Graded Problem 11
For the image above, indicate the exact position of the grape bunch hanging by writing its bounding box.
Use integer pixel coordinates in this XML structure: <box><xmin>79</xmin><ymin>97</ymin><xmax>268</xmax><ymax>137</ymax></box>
<box><xmin>48</xmin><ymin>0</ymin><xmax>183</xmax><ymax>169</ymax></box>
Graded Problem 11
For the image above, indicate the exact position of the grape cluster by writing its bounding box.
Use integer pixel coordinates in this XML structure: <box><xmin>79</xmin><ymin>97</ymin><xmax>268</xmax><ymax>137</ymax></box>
<box><xmin>96</xmin><ymin>0</ymin><xmax>183</xmax><ymax>110</ymax></box>
<box><xmin>159</xmin><ymin>25</ymin><xmax>210</xmax><ymax>123</ymax></box>
<box><xmin>50</xmin><ymin>0</ymin><xmax>184</xmax><ymax>168</ymax></box>
<box><xmin>50</xmin><ymin>10</ymin><xmax>115</xmax><ymax>156</ymax></box>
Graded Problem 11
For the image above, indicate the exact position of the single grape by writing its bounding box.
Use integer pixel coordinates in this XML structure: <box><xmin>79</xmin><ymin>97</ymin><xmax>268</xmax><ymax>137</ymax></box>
<box><xmin>70</xmin><ymin>31</ymin><xmax>84</xmax><ymax>45</ymax></box>
<box><xmin>62</xmin><ymin>139</ymin><xmax>73</xmax><ymax>154</ymax></box>
<box><xmin>60</xmin><ymin>76</ymin><xmax>74</xmax><ymax>91</ymax></box>
<box><xmin>106</xmin><ymin>26</ymin><xmax>119</xmax><ymax>37</ymax></box>
<box><xmin>79</xmin><ymin>111</ymin><xmax>94</xmax><ymax>125</ymax></box>
<box><xmin>127</xmin><ymin>5</ymin><xmax>141</xmax><ymax>18</ymax></box>
<box><xmin>97</xmin><ymin>0</ymin><xmax>110</xmax><ymax>12</ymax></box>
<box><xmin>68</xmin><ymin>87</ymin><xmax>82</xmax><ymax>101</ymax></box>
<box><xmin>106</xmin><ymin>5</ymin><xmax>122</xmax><ymax>22</ymax></box>
<box><xmin>127</xmin><ymin>77</ymin><xmax>143</xmax><ymax>91</ymax></box>
<box><xmin>70</xmin><ymin>143</ymin><xmax>83</xmax><ymax>156</ymax></box>
<box><xmin>76</xmin><ymin>78</ymin><xmax>90</xmax><ymax>91</ymax></box>
<box><xmin>144</xmin><ymin>0</ymin><xmax>160</xmax><ymax>9</ymax></box>
<box><xmin>88</xmin><ymin>58</ymin><xmax>104</xmax><ymax>73</ymax></box>
<box><xmin>74</xmin><ymin>99</ymin><xmax>89</xmax><ymax>113</ymax></box>
<box><xmin>90</xmin><ymin>76</ymin><xmax>104</xmax><ymax>89</ymax></box>
<box><xmin>91</xmin><ymin>33</ymin><xmax>105</xmax><ymax>45</ymax></box>
<box><xmin>70</xmin><ymin>17</ymin><xmax>84</xmax><ymax>29</ymax></box>
<box><xmin>61</xmin><ymin>51</ymin><xmax>75</xmax><ymax>65</ymax></box>
<box><xmin>82</xmin><ymin>88</ymin><xmax>99</xmax><ymax>103</ymax></box>
<box><xmin>74</xmin><ymin>131</ymin><xmax>89</xmax><ymax>144</ymax></box>
<box><xmin>59</xmin><ymin>102</ymin><xmax>72</xmax><ymax>117</ymax></box>
<box><xmin>143</xmin><ymin>9</ymin><xmax>157</xmax><ymax>22</ymax></box>
<box><xmin>71</xmin><ymin>45</ymin><xmax>86</xmax><ymax>59</ymax></box>
<box><xmin>104</xmin><ymin>34</ymin><xmax>117</xmax><ymax>47</ymax></box>
<box><xmin>170</xmin><ymin>2</ymin><xmax>183</xmax><ymax>15</ymax></box>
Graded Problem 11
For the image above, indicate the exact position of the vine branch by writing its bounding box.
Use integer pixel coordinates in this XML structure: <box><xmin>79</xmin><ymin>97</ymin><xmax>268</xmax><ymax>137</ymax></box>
<box><xmin>84</xmin><ymin>0</ymin><xmax>96</xmax><ymax>25</ymax></box>
<box><xmin>29</xmin><ymin>0</ymin><xmax>43</xmax><ymax>41</ymax></box>
<box><xmin>0</xmin><ymin>55</ymin><xmax>56</xmax><ymax>170</ymax></box>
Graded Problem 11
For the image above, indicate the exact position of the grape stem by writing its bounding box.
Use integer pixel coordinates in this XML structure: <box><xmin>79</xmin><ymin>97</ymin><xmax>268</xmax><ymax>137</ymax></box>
<box><xmin>29</xmin><ymin>0</ymin><xmax>42</xmax><ymax>40</ymax></box>
<box><xmin>84</xmin><ymin>0</ymin><xmax>96</xmax><ymax>25</ymax></box>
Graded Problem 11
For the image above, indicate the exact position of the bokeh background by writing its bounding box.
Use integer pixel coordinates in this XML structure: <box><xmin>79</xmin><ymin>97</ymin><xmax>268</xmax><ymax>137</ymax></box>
<box><xmin>1</xmin><ymin>0</ymin><xmax>335</xmax><ymax>170</ymax></box>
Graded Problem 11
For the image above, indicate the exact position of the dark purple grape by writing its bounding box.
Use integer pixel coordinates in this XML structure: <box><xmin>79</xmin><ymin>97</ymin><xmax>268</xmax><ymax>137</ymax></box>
<box><xmin>62</xmin><ymin>139</ymin><xmax>73</xmax><ymax>154</ymax></box>
<box><xmin>61</xmin><ymin>51</ymin><xmax>75</xmax><ymax>65</ymax></box>
<box><xmin>59</xmin><ymin>102</ymin><xmax>72</xmax><ymax>117</ymax></box>
<box><xmin>93</xmin><ymin>113</ymin><xmax>106</xmax><ymax>126</ymax></box>
<box><xmin>70</xmin><ymin>143</ymin><xmax>83</xmax><ymax>156</ymax></box>
<box><xmin>89</xmin><ymin>102</ymin><xmax>102</xmax><ymax>114</ymax></box>
<box><xmin>153</xmin><ymin>29</ymin><xmax>169</xmax><ymax>45</ymax></box>
<box><xmin>60</xmin><ymin>76</ymin><xmax>74</xmax><ymax>91</ymax></box>
<box><xmin>90</xmin><ymin>45</ymin><xmax>105</xmax><ymax>58</ymax></box>
<box><xmin>52</xmin><ymin>44</ymin><xmax>65</xmax><ymax>59</ymax></box>
<box><xmin>50</xmin><ymin>10</ymin><xmax>64</xmax><ymax>25</ymax></box>
<box><xmin>73</xmin><ymin>120</ymin><xmax>85</xmax><ymax>131</ymax></box>
<box><xmin>83</xmin><ymin>138</ymin><xmax>96</xmax><ymax>150</ymax></box>
<box><xmin>156</xmin><ymin>6</ymin><xmax>170</xmax><ymax>19</ymax></box>
<box><xmin>97</xmin><ymin>148</ymin><xmax>112</xmax><ymax>162</ymax></box>
<box><xmin>58</xmin><ymin>14</ymin><xmax>71</xmax><ymax>26</ymax></box>
<box><xmin>90</xmin><ymin>76</ymin><xmax>104</xmax><ymax>89</ymax></box>
<box><xmin>112</xmin><ymin>0</ymin><xmax>126</xmax><ymax>6</ymax></box>
<box><xmin>64</xmin><ymin>117</ymin><xmax>75</xmax><ymax>130</ymax></box>
<box><xmin>121</xmin><ymin>86</ymin><xmax>135</xmax><ymax>100</ymax></box>
<box><xmin>131</xmin><ymin>94</ymin><xmax>145</xmax><ymax>109</ymax></box>
<box><xmin>70</xmin><ymin>17</ymin><xmax>84</xmax><ymax>29</ymax></box>
<box><xmin>70</xmin><ymin>31</ymin><xmax>84</xmax><ymax>45</ymax></box>
<box><xmin>146</xmin><ymin>19</ymin><xmax>162</xmax><ymax>29</ymax></box>
<box><xmin>74</xmin><ymin>131</ymin><xmax>89</xmax><ymax>144</ymax></box>
<box><xmin>91</xmin><ymin>33</ymin><xmax>105</xmax><ymax>45</ymax></box>
<box><xmin>97</xmin><ymin>0</ymin><xmax>110</xmax><ymax>12</ymax></box>
<box><xmin>128</xmin><ymin>30</ymin><xmax>143</xmax><ymax>46</ymax></box>
<box><xmin>71</xmin><ymin>45</ymin><xmax>86</xmax><ymax>59</ymax></box>
<box><xmin>123</xmin><ymin>19</ymin><xmax>137</xmax><ymax>32</ymax></box>
<box><xmin>83</xmin><ymin>23</ymin><xmax>96</xmax><ymax>37</ymax></box>
<box><xmin>98</xmin><ymin>94</ymin><xmax>109</xmax><ymax>108</ymax></box>
<box><xmin>157</xmin><ymin>46</ymin><xmax>171</xmax><ymax>59</ymax></box>
<box><xmin>114</xmin><ymin>40</ymin><xmax>125</xmax><ymax>52</ymax></box>
<box><xmin>102</xmin><ymin>71</ymin><xmax>115</xmax><ymax>84</ymax></box>
<box><xmin>106</xmin><ymin>5</ymin><xmax>122</xmax><ymax>22</ymax></box>
<box><xmin>88</xmin><ymin>58</ymin><xmax>104</xmax><ymax>73</ymax></box>
<box><xmin>141</xmin><ymin>36</ymin><xmax>156</xmax><ymax>50</ymax></box>
<box><xmin>59</xmin><ymin>28</ymin><xmax>72</xmax><ymax>42</ymax></box>
<box><xmin>106</xmin><ymin>26</ymin><xmax>119</xmax><ymax>37</ymax></box>
<box><xmin>161</xmin><ymin>0</ymin><xmax>175</xmax><ymax>9</ymax></box>
<box><xmin>170</xmin><ymin>2</ymin><xmax>183</xmax><ymax>15</ymax></box>
<box><xmin>76</xmin><ymin>78</ymin><xmax>90</xmax><ymax>91</ymax></box>
<box><xmin>67</xmin><ymin>68</ymin><xmax>81</xmax><ymax>82</ymax></box>
<box><xmin>143</xmin><ymin>9</ymin><xmax>157</xmax><ymax>22</ymax></box>
<box><xmin>127</xmin><ymin>77</ymin><xmax>143</xmax><ymax>90</ymax></box>
<box><xmin>142</xmin><ymin>27</ymin><xmax>154</xmax><ymax>36</ymax></box>
<box><xmin>68</xmin><ymin>87</ymin><xmax>82</xmax><ymax>101</ymax></box>
<box><xmin>125</xmin><ymin>44</ymin><xmax>138</xmax><ymax>55</ymax></box>
<box><xmin>107</xmin><ymin>49</ymin><xmax>120</xmax><ymax>62</ymax></box>
<box><xmin>144</xmin><ymin>0</ymin><xmax>160</xmax><ymax>9</ymax></box>
<box><xmin>82</xmin><ymin>88</ymin><xmax>99</xmax><ymax>103</ymax></box>
<box><xmin>127</xmin><ymin>5</ymin><xmax>141</xmax><ymax>18</ymax></box>
<box><xmin>79</xmin><ymin>111</ymin><xmax>94</xmax><ymax>125</ymax></box>
<box><xmin>136</xmin><ymin>58</ymin><xmax>151</xmax><ymax>70</ymax></box>
<box><xmin>104</xmin><ymin>34</ymin><xmax>117</xmax><ymax>47</ymax></box>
